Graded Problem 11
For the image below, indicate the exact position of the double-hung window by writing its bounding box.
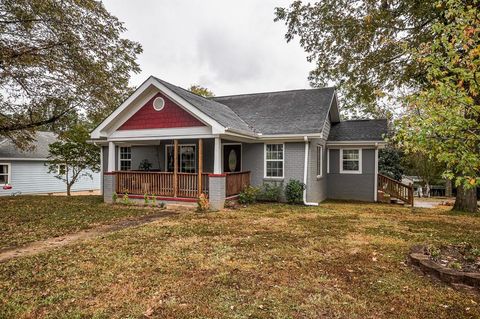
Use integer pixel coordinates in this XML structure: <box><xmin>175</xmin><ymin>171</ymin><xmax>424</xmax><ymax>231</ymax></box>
<box><xmin>166</xmin><ymin>144</ymin><xmax>196</xmax><ymax>173</ymax></box>
<box><xmin>340</xmin><ymin>149</ymin><xmax>362</xmax><ymax>174</ymax></box>
<box><xmin>0</xmin><ymin>163</ymin><xmax>10</xmax><ymax>185</ymax></box>
<box><xmin>316</xmin><ymin>145</ymin><xmax>323</xmax><ymax>178</ymax></box>
<box><xmin>265</xmin><ymin>144</ymin><xmax>284</xmax><ymax>178</ymax></box>
<box><xmin>119</xmin><ymin>147</ymin><xmax>132</xmax><ymax>171</ymax></box>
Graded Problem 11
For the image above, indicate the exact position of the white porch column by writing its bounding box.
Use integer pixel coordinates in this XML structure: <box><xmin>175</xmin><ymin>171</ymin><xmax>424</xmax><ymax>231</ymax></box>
<box><xmin>108</xmin><ymin>141</ymin><xmax>116</xmax><ymax>172</ymax></box>
<box><xmin>214</xmin><ymin>137</ymin><xmax>222</xmax><ymax>174</ymax></box>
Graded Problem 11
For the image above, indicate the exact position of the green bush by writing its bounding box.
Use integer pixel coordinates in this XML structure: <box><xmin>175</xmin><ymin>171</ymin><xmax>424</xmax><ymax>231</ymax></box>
<box><xmin>285</xmin><ymin>179</ymin><xmax>305</xmax><ymax>204</ymax></box>
<box><xmin>257</xmin><ymin>182</ymin><xmax>283</xmax><ymax>202</ymax></box>
<box><xmin>238</xmin><ymin>185</ymin><xmax>260</xmax><ymax>205</ymax></box>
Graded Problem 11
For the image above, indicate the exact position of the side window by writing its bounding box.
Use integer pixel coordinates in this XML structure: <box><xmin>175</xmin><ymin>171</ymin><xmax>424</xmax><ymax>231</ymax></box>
<box><xmin>265</xmin><ymin>144</ymin><xmax>284</xmax><ymax>178</ymax></box>
<box><xmin>119</xmin><ymin>147</ymin><xmax>132</xmax><ymax>171</ymax></box>
<box><xmin>316</xmin><ymin>145</ymin><xmax>323</xmax><ymax>178</ymax></box>
<box><xmin>0</xmin><ymin>163</ymin><xmax>10</xmax><ymax>185</ymax></box>
<box><xmin>340</xmin><ymin>149</ymin><xmax>362</xmax><ymax>174</ymax></box>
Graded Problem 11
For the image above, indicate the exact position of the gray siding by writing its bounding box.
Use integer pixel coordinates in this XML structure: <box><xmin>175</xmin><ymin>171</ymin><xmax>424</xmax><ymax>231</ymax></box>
<box><xmin>306</xmin><ymin>139</ymin><xmax>328</xmax><ymax>202</ymax></box>
<box><xmin>0</xmin><ymin>160</ymin><xmax>100</xmax><ymax>196</ymax></box>
<box><xmin>327</xmin><ymin>148</ymin><xmax>376</xmax><ymax>201</ymax></box>
<box><xmin>243</xmin><ymin>142</ymin><xmax>309</xmax><ymax>200</ymax></box>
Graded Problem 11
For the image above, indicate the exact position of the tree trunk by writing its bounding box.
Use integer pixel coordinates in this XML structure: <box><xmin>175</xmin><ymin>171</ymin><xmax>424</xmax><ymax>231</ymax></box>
<box><xmin>67</xmin><ymin>184</ymin><xmax>72</xmax><ymax>196</ymax></box>
<box><xmin>453</xmin><ymin>185</ymin><xmax>478</xmax><ymax>213</ymax></box>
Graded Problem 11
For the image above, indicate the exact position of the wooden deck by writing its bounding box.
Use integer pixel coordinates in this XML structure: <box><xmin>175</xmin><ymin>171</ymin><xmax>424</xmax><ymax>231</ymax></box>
<box><xmin>115</xmin><ymin>171</ymin><xmax>250</xmax><ymax>199</ymax></box>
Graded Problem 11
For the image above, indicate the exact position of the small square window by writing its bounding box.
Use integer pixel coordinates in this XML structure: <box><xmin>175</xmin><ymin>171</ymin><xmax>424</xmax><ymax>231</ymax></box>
<box><xmin>340</xmin><ymin>149</ymin><xmax>362</xmax><ymax>174</ymax></box>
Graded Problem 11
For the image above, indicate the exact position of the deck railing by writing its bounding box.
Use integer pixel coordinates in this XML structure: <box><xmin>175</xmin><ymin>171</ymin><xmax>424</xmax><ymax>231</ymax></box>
<box><xmin>225</xmin><ymin>171</ymin><xmax>251</xmax><ymax>197</ymax></box>
<box><xmin>115</xmin><ymin>171</ymin><xmax>209</xmax><ymax>198</ymax></box>
<box><xmin>378</xmin><ymin>173</ymin><xmax>414</xmax><ymax>206</ymax></box>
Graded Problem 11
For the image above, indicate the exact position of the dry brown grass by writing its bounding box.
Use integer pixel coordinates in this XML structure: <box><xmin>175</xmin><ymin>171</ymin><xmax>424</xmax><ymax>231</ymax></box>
<box><xmin>1</xmin><ymin>200</ymin><xmax>479</xmax><ymax>318</ymax></box>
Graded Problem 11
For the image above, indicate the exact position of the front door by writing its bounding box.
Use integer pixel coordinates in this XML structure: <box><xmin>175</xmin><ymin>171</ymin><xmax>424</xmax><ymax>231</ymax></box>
<box><xmin>223</xmin><ymin>144</ymin><xmax>241</xmax><ymax>173</ymax></box>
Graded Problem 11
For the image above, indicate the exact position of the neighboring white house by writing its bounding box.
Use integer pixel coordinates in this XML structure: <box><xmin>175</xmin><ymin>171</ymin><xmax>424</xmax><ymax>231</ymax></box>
<box><xmin>0</xmin><ymin>131</ymin><xmax>100</xmax><ymax>196</ymax></box>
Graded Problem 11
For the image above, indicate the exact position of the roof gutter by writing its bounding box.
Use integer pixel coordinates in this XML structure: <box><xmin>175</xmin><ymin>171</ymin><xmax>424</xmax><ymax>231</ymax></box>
<box><xmin>303</xmin><ymin>136</ymin><xmax>319</xmax><ymax>206</ymax></box>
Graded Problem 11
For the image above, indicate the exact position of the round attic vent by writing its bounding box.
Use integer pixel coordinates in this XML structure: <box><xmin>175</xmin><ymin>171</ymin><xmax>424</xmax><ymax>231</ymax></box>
<box><xmin>153</xmin><ymin>97</ymin><xmax>165</xmax><ymax>111</ymax></box>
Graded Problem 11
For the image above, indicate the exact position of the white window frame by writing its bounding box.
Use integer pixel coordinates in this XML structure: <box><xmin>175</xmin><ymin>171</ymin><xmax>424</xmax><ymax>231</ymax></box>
<box><xmin>165</xmin><ymin>144</ymin><xmax>197</xmax><ymax>173</ymax></box>
<box><xmin>118</xmin><ymin>146</ymin><xmax>132</xmax><ymax>171</ymax></box>
<box><xmin>0</xmin><ymin>163</ymin><xmax>11</xmax><ymax>186</ymax></box>
<box><xmin>264</xmin><ymin>143</ymin><xmax>284</xmax><ymax>179</ymax></box>
<box><xmin>339</xmin><ymin>148</ymin><xmax>362</xmax><ymax>174</ymax></box>
<box><xmin>316</xmin><ymin>145</ymin><xmax>323</xmax><ymax>178</ymax></box>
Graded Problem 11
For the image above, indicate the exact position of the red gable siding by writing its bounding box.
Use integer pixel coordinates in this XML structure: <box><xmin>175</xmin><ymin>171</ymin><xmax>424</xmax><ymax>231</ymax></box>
<box><xmin>118</xmin><ymin>92</ymin><xmax>205</xmax><ymax>130</ymax></box>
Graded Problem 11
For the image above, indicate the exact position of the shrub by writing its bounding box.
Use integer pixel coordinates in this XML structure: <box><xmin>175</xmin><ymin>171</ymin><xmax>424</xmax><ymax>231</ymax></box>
<box><xmin>238</xmin><ymin>185</ymin><xmax>260</xmax><ymax>205</ymax></box>
<box><xmin>150</xmin><ymin>194</ymin><xmax>157</xmax><ymax>207</ymax></box>
<box><xmin>159</xmin><ymin>202</ymin><xmax>166</xmax><ymax>209</ymax></box>
<box><xmin>197</xmin><ymin>193</ymin><xmax>209</xmax><ymax>212</ymax></box>
<box><xmin>122</xmin><ymin>192</ymin><xmax>130</xmax><ymax>205</ymax></box>
<box><xmin>285</xmin><ymin>179</ymin><xmax>305</xmax><ymax>204</ymax></box>
<box><xmin>144</xmin><ymin>193</ymin><xmax>149</xmax><ymax>205</ymax></box>
<box><xmin>112</xmin><ymin>192</ymin><xmax>118</xmax><ymax>203</ymax></box>
<box><xmin>257</xmin><ymin>182</ymin><xmax>283</xmax><ymax>202</ymax></box>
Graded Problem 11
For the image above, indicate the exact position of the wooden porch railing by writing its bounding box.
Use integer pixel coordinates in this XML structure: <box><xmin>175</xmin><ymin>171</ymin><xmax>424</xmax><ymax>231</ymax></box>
<box><xmin>225</xmin><ymin>171</ymin><xmax>251</xmax><ymax>197</ymax></box>
<box><xmin>115</xmin><ymin>171</ymin><xmax>209</xmax><ymax>198</ymax></box>
<box><xmin>378</xmin><ymin>173</ymin><xmax>414</xmax><ymax>206</ymax></box>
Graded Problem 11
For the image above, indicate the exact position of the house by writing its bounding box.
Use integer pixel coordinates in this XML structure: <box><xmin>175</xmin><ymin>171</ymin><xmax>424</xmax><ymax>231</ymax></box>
<box><xmin>90</xmin><ymin>76</ymin><xmax>387</xmax><ymax>209</ymax></box>
<box><xmin>0</xmin><ymin>131</ymin><xmax>100</xmax><ymax>196</ymax></box>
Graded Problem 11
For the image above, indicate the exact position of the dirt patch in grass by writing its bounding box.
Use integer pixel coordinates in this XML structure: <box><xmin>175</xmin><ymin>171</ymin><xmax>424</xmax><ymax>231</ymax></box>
<box><xmin>0</xmin><ymin>196</ymin><xmax>166</xmax><ymax>250</ymax></box>
<box><xmin>0</xmin><ymin>202</ymin><xmax>479</xmax><ymax>318</ymax></box>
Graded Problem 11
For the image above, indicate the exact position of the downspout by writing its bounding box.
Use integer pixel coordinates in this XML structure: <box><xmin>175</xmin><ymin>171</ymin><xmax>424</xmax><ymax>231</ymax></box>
<box><xmin>303</xmin><ymin>136</ymin><xmax>319</xmax><ymax>206</ymax></box>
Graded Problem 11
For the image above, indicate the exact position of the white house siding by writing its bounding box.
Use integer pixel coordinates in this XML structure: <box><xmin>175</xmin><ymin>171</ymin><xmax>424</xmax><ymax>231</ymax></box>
<box><xmin>0</xmin><ymin>160</ymin><xmax>100</xmax><ymax>196</ymax></box>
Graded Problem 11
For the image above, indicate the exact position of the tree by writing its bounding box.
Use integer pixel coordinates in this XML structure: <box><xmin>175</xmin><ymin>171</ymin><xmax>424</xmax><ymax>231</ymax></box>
<box><xmin>188</xmin><ymin>85</ymin><xmax>214</xmax><ymax>98</ymax></box>
<box><xmin>0</xmin><ymin>0</ymin><xmax>142</xmax><ymax>148</ymax></box>
<box><xmin>47</xmin><ymin>125</ymin><xmax>100</xmax><ymax>196</ymax></box>
<box><xmin>274</xmin><ymin>0</ymin><xmax>438</xmax><ymax>117</ymax></box>
<box><xmin>403</xmin><ymin>152</ymin><xmax>444</xmax><ymax>197</ymax></box>
<box><xmin>378</xmin><ymin>147</ymin><xmax>404</xmax><ymax>181</ymax></box>
<box><xmin>396</xmin><ymin>0</ymin><xmax>479</xmax><ymax>212</ymax></box>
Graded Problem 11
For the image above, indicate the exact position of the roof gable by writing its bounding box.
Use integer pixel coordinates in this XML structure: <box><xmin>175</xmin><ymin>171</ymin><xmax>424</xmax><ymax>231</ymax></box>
<box><xmin>118</xmin><ymin>92</ymin><xmax>205</xmax><ymax>130</ymax></box>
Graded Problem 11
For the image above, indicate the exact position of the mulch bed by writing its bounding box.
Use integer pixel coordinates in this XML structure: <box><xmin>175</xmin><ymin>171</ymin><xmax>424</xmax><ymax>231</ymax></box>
<box><xmin>408</xmin><ymin>244</ymin><xmax>480</xmax><ymax>291</ymax></box>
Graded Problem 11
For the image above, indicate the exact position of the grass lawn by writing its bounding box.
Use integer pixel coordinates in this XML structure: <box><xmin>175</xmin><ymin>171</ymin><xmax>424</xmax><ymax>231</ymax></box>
<box><xmin>1</xmin><ymin>198</ymin><xmax>480</xmax><ymax>318</ymax></box>
<box><xmin>0</xmin><ymin>196</ymin><xmax>161</xmax><ymax>250</ymax></box>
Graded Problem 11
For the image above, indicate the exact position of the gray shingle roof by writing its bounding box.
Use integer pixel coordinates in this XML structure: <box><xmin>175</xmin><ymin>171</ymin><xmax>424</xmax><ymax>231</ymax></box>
<box><xmin>328</xmin><ymin>119</ymin><xmax>387</xmax><ymax>141</ymax></box>
<box><xmin>153</xmin><ymin>77</ymin><xmax>254</xmax><ymax>134</ymax></box>
<box><xmin>0</xmin><ymin>131</ymin><xmax>57</xmax><ymax>159</ymax></box>
<box><xmin>212</xmin><ymin>88</ymin><xmax>335</xmax><ymax>135</ymax></box>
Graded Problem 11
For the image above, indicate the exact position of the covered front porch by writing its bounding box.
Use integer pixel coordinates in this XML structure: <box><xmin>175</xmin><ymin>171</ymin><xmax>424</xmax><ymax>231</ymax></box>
<box><xmin>102</xmin><ymin>137</ymin><xmax>250</xmax><ymax>208</ymax></box>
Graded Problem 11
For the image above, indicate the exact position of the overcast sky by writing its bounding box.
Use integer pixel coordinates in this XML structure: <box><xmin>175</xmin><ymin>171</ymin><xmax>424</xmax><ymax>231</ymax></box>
<box><xmin>102</xmin><ymin>0</ymin><xmax>313</xmax><ymax>96</ymax></box>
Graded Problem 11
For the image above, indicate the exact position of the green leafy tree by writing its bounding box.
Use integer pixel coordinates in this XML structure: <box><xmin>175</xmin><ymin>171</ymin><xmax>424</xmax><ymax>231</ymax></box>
<box><xmin>378</xmin><ymin>147</ymin><xmax>404</xmax><ymax>181</ymax></box>
<box><xmin>47</xmin><ymin>125</ymin><xmax>100</xmax><ymax>196</ymax></box>
<box><xmin>188</xmin><ymin>85</ymin><xmax>215</xmax><ymax>98</ymax></box>
<box><xmin>0</xmin><ymin>0</ymin><xmax>142</xmax><ymax>148</ymax></box>
<box><xmin>396</xmin><ymin>0</ymin><xmax>479</xmax><ymax>212</ymax></box>
<box><xmin>274</xmin><ymin>0</ymin><xmax>438</xmax><ymax>117</ymax></box>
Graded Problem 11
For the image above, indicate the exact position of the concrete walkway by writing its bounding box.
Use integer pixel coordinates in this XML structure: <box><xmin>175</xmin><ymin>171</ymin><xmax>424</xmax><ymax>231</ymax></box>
<box><xmin>0</xmin><ymin>211</ymin><xmax>176</xmax><ymax>263</ymax></box>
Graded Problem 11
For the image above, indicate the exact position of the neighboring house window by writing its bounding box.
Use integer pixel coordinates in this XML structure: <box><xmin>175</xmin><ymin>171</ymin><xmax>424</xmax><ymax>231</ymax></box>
<box><xmin>316</xmin><ymin>145</ymin><xmax>323</xmax><ymax>178</ymax></box>
<box><xmin>119</xmin><ymin>147</ymin><xmax>132</xmax><ymax>171</ymax></box>
<box><xmin>57</xmin><ymin>164</ymin><xmax>67</xmax><ymax>175</ymax></box>
<box><xmin>0</xmin><ymin>163</ymin><xmax>10</xmax><ymax>185</ymax></box>
<box><xmin>340</xmin><ymin>149</ymin><xmax>362</xmax><ymax>174</ymax></box>
<box><xmin>166</xmin><ymin>144</ymin><xmax>196</xmax><ymax>173</ymax></box>
<box><xmin>265</xmin><ymin>144</ymin><xmax>284</xmax><ymax>178</ymax></box>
